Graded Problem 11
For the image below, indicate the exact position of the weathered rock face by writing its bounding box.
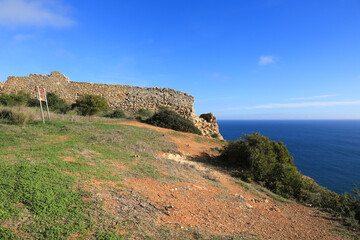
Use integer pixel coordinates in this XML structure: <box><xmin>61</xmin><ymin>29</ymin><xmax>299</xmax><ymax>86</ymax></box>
<box><xmin>192</xmin><ymin>113</ymin><xmax>223</xmax><ymax>140</ymax></box>
<box><xmin>200</xmin><ymin>113</ymin><xmax>217</xmax><ymax>123</ymax></box>
<box><xmin>0</xmin><ymin>71</ymin><xmax>223</xmax><ymax>139</ymax></box>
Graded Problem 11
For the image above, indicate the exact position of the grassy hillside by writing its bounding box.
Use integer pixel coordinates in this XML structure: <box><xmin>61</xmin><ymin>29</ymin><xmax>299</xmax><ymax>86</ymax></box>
<box><xmin>0</xmin><ymin>110</ymin><xmax>357</xmax><ymax>239</ymax></box>
<box><xmin>0</xmin><ymin>117</ymin><xmax>238</xmax><ymax>239</ymax></box>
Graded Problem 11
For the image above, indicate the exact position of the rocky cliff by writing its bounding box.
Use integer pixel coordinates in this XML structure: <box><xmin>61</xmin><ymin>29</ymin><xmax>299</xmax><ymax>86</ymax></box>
<box><xmin>0</xmin><ymin>71</ymin><xmax>223</xmax><ymax>139</ymax></box>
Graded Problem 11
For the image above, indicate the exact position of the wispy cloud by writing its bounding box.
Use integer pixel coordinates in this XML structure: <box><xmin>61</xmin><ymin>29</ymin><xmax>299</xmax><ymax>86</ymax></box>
<box><xmin>12</xmin><ymin>33</ymin><xmax>35</xmax><ymax>42</ymax></box>
<box><xmin>204</xmin><ymin>72</ymin><xmax>229</xmax><ymax>83</ymax></box>
<box><xmin>211</xmin><ymin>72</ymin><xmax>229</xmax><ymax>81</ymax></box>
<box><xmin>289</xmin><ymin>94</ymin><xmax>337</xmax><ymax>101</ymax></box>
<box><xmin>258</xmin><ymin>55</ymin><xmax>277</xmax><ymax>66</ymax></box>
<box><xmin>244</xmin><ymin>100</ymin><xmax>360</xmax><ymax>110</ymax></box>
<box><xmin>0</xmin><ymin>0</ymin><xmax>74</xmax><ymax>28</ymax></box>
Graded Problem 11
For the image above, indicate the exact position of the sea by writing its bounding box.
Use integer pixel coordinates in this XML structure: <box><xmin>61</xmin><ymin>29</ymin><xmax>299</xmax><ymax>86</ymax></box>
<box><xmin>218</xmin><ymin>120</ymin><xmax>360</xmax><ymax>195</ymax></box>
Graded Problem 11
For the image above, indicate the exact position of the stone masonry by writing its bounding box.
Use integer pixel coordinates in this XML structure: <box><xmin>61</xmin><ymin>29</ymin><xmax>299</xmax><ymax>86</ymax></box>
<box><xmin>0</xmin><ymin>71</ymin><xmax>223</xmax><ymax>139</ymax></box>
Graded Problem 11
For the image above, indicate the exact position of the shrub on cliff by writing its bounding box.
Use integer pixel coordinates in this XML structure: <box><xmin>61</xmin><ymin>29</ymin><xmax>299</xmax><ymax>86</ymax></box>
<box><xmin>221</xmin><ymin>133</ymin><xmax>304</xmax><ymax>198</ymax></box>
<box><xmin>74</xmin><ymin>94</ymin><xmax>108</xmax><ymax>116</ymax></box>
<box><xmin>146</xmin><ymin>109</ymin><xmax>202</xmax><ymax>135</ymax></box>
<box><xmin>220</xmin><ymin>133</ymin><xmax>360</xmax><ymax>229</ymax></box>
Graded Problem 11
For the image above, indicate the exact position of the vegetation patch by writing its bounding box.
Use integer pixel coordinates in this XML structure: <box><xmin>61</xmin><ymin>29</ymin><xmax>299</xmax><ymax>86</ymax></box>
<box><xmin>0</xmin><ymin>91</ymin><xmax>31</xmax><ymax>107</ymax></box>
<box><xmin>104</xmin><ymin>109</ymin><xmax>127</xmax><ymax>119</ymax></box>
<box><xmin>0</xmin><ymin>118</ymin><xmax>179</xmax><ymax>238</ymax></box>
<box><xmin>0</xmin><ymin>163</ymin><xmax>92</xmax><ymax>239</ymax></box>
<box><xmin>146</xmin><ymin>109</ymin><xmax>201</xmax><ymax>135</ymax></box>
<box><xmin>74</xmin><ymin>94</ymin><xmax>108</xmax><ymax>116</ymax></box>
<box><xmin>46</xmin><ymin>92</ymin><xmax>71</xmax><ymax>114</ymax></box>
<box><xmin>221</xmin><ymin>132</ymin><xmax>360</xmax><ymax>229</ymax></box>
<box><xmin>0</xmin><ymin>107</ymin><xmax>33</xmax><ymax>125</ymax></box>
<box><xmin>136</xmin><ymin>108</ymin><xmax>153</xmax><ymax>120</ymax></box>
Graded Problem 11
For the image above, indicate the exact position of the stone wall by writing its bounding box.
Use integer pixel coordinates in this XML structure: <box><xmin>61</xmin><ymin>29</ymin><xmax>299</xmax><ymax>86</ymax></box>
<box><xmin>0</xmin><ymin>71</ymin><xmax>223</xmax><ymax>139</ymax></box>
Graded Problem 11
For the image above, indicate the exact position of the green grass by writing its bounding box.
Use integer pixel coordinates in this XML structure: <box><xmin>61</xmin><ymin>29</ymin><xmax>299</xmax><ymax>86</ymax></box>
<box><xmin>0</xmin><ymin>163</ymin><xmax>92</xmax><ymax>239</ymax></box>
<box><xmin>0</xmin><ymin>117</ymin><xmax>236</xmax><ymax>239</ymax></box>
<box><xmin>235</xmin><ymin>180</ymin><xmax>266</xmax><ymax>200</ymax></box>
<box><xmin>254</xmin><ymin>185</ymin><xmax>293</xmax><ymax>203</ymax></box>
<box><xmin>0</xmin><ymin>119</ymin><xmax>179</xmax><ymax>239</ymax></box>
<box><xmin>1</xmin><ymin>114</ymin><xmax>347</xmax><ymax>239</ymax></box>
<box><xmin>194</xmin><ymin>136</ymin><xmax>204</xmax><ymax>143</ymax></box>
<box><xmin>235</xmin><ymin>180</ymin><xmax>294</xmax><ymax>203</ymax></box>
<box><xmin>329</xmin><ymin>228</ymin><xmax>359</xmax><ymax>240</ymax></box>
<box><xmin>168</xmin><ymin>131</ymin><xmax>188</xmax><ymax>137</ymax></box>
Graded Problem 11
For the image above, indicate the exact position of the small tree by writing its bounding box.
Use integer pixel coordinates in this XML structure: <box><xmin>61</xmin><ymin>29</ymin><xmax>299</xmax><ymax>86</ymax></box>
<box><xmin>74</xmin><ymin>94</ymin><xmax>108</xmax><ymax>116</ymax></box>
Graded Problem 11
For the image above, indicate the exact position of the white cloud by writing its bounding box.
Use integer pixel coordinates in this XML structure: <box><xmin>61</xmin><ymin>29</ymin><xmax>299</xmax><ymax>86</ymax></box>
<box><xmin>245</xmin><ymin>100</ymin><xmax>360</xmax><ymax>109</ymax></box>
<box><xmin>0</xmin><ymin>0</ymin><xmax>74</xmax><ymax>28</ymax></box>
<box><xmin>289</xmin><ymin>94</ymin><xmax>337</xmax><ymax>101</ymax></box>
<box><xmin>258</xmin><ymin>55</ymin><xmax>276</xmax><ymax>66</ymax></box>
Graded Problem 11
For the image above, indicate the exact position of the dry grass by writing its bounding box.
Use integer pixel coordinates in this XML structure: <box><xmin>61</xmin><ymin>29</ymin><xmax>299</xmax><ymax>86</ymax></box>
<box><xmin>0</xmin><ymin>106</ymin><xmax>129</xmax><ymax>124</ymax></box>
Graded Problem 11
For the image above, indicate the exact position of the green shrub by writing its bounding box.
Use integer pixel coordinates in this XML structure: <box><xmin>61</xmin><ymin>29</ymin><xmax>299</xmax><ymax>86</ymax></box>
<box><xmin>46</xmin><ymin>92</ymin><xmax>71</xmax><ymax>114</ymax></box>
<box><xmin>27</xmin><ymin>92</ymin><xmax>70</xmax><ymax>114</ymax></box>
<box><xmin>137</xmin><ymin>108</ymin><xmax>153</xmax><ymax>118</ymax></box>
<box><xmin>74</xmin><ymin>94</ymin><xmax>108</xmax><ymax>116</ymax></box>
<box><xmin>27</xmin><ymin>98</ymin><xmax>39</xmax><ymax>107</ymax></box>
<box><xmin>146</xmin><ymin>109</ymin><xmax>202</xmax><ymax>134</ymax></box>
<box><xmin>0</xmin><ymin>91</ymin><xmax>31</xmax><ymax>106</ymax></box>
<box><xmin>211</xmin><ymin>133</ymin><xmax>219</xmax><ymax>138</ymax></box>
<box><xmin>220</xmin><ymin>132</ymin><xmax>360</xmax><ymax>229</ymax></box>
<box><xmin>221</xmin><ymin>133</ymin><xmax>304</xmax><ymax>198</ymax></box>
<box><xmin>104</xmin><ymin>109</ymin><xmax>126</xmax><ymax>118</ymax></box>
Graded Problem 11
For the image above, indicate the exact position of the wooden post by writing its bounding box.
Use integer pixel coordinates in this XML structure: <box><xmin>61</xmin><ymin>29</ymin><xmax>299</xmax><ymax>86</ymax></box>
<box><xmin>44</xmin><ymin>88</ymin><xmax>50</xmax><ymax>120</ymax></box>
<box><xmin>37</xmin><ymin>86</ymin><xmax>45</xmax><ymax>123</ymax></box>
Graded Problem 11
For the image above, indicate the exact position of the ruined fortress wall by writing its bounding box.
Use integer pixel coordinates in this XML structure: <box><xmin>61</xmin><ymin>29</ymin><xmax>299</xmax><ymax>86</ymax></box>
<box><xmin>69</xmin><ymin>82</ymin><xmax>195</xmax><ymax>118</ymax></box>
<box><xmin>0</xmin><ymin>71</ymin><xmax>223</xmax><ymax>139</ymax></box>
<box><xmin>1</xmin><ymin>71</ymin><xmax>195</xmax><ymax>118</ymax></box>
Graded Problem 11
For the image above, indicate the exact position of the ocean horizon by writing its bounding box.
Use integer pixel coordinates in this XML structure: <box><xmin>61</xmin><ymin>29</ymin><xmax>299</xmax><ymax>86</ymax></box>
<box><xmin>217</xmin><ymin>119</ymin><xmax>360</xmax><ymax>195</ymax></box>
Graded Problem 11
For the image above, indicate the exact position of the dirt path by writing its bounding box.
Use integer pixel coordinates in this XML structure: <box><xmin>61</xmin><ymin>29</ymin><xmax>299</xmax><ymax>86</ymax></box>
<box><xmin>115</xmin><ymin>121</ymin><xmax>349</xmax><ymax>239</ymax></box>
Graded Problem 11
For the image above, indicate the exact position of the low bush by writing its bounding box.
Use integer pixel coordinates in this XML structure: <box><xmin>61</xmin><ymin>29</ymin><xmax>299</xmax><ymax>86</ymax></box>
<box><xmin>0</xmin><ymin>91</ymin><xmax>31</xmax><ymax>106</ymax></box>
<box><xmin>27</xmin><ymin>98</ymin><xmax>39</xmax><ymax>107</ymax></box>
<box><xmin>104</xmin><ymin>109</ymin><xmax>126</xmax><ymax>118</ymax></box>
<box><xmin>146</xmin><ymin>109</ymin><xmax>201</xmax><ymax>134</ymax></box>
<box><xmin>25</xmin><ymin>92</ymin><xmax>70</xmax><ymax>114</ymax></box>
<box><xmin>221</xmin><ymin>133</ymin><xmax>304</xmax><ymax>198</ymax></box>
<box><xmin>137</xmin><ymin>108</ymin><xmax>153</xmax><ymax>118</ymax></box>
<box><xmin>220</xmin><ymin>132</ymin><xmax>360</xmax><ymax>229</ymax></box>
<box><xmin>46</xmin><ymin>92</ymin><xmax>71</xmax><ymax>114</ymax></box>
<box><xmin>211</xmin><ymin>133</ymin><xmax>219</xmax><ymax>138</ymax></box>
<box><xmin>74</xmin><ymin>94</ymin><xmax>108</xmax><ymax>116</ymax></box>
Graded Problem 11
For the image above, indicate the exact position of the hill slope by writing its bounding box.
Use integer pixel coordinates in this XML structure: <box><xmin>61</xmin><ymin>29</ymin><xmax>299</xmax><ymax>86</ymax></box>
<box><xmin>0</xmin><ymin>119</ymin><xmax>355</xmax><ymax>239</ymax></box>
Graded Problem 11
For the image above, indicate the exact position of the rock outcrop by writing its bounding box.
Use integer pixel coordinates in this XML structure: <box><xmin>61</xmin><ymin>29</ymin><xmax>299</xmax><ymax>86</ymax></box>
<box><xmin>0</xmin><ymin>71</ymin><xmax>223</xmax><ymax>139</ymax></box>
<box><xmin>191</xmin><ymin>113</ymin><xmax>223</xmax><ymax>139</ymax></box>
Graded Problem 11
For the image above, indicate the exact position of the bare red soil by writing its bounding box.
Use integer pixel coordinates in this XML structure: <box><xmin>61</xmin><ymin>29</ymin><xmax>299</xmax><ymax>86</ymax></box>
<box><xmin>112</xmin><ymin>121</ymin><xmax>350</xmax><ymax>239</ymax></box>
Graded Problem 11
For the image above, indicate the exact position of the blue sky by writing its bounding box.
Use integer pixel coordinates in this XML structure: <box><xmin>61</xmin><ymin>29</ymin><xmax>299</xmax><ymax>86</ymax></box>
<box><xmin>0</xmin><ymin>0</ymin><xmax>359</xmax><ymax>119</ymax></box>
